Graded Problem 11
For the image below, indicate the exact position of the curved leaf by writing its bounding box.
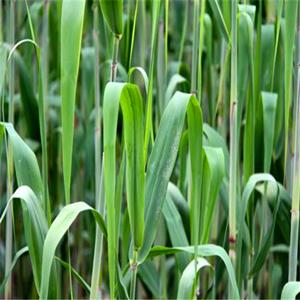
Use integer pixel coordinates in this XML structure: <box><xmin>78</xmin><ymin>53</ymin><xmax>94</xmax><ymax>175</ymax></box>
<box><xmin>99</xmin><ymin>0</ymin><xmax>123</xmax><ymax>37</ymax></box>
<box><xmin>148</xmin><ymin>244</ymin><xmax>240</xmax><ymax>299</ymax></box>
<box><xmin>0</xmin><ymin>186</ymin><xmax>47</xmax><ymax>294</ymax></box>
<box><xmin>0</xmin><ymin>123</ymin><xmax>43</xmax><ymax>202</ymax></box>
<box><xmin>177</xmin><ymin>258</ymin><xmax>211</xmax><ymax>300</ymax></box>
<box><xmin>39</xmin><ymin>202</ymin><xmax>106</xmax><ymax>299</ymax></box>
<box><xmin>0</xmin><ymin>247</ymin><xmax>28</xmax><ymax>294</ymax></box>
<box><xmin>281</xmin><ymin>282</ymin><xmax>300</xmax><ymax>300</ymax></box>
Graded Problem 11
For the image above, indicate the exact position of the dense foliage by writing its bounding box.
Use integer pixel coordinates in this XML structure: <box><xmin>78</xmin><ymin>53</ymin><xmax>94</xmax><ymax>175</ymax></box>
<box><xmin>0</xmin><ymin>0</ymin><xmax>300</xmax><ymax>299</ymax></box>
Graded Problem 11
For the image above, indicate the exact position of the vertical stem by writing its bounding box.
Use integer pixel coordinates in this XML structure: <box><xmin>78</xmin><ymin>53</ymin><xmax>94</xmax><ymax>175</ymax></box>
<box><xmin>128</xmin><ymin>0</ymin><xmax>139</xmax><ymax>69</ymax></box>
<box><xmin>289</xmin><ymin>7</ymin><xmax>300</xmax><ymax>281</ymax></box>
<box><xmin>0</xmin><ymin>0</ymin><xmax>2</xmax><ymax>43</ymax></box>
<box><xmin>178</xmin><ymin>0</ymin><xmax>188</xmax><ymax>63</ymax></box>
<box><xmin>41</xmin><ymin>0</ymin><xmax>51</xmax><ymax>224</ymax></box>
<box><xmin>42</xmin><ymin>0</ymin><xmax>49</xmax><ymax>103</ymax></box>
<box><xmin>164</xmin><ymin>0</ymin><xmax>169</xmax><ymax>74</ymax></box>
<box><xmin>191</xmin><ymin>0</ymin><xmax>200</xmax><ymax>95</ymax></box>
<box><xmin>197</xmin><ymin>0</ymin><xmax>206</xmax><ymax>103</ymax></box>
<box><xmin>229</xmin><ymin>0</ymin><xmax>238</xmax><ymax>277</ymax></box>
<box><xmin>144</xmin><ymin>0</ymin><xmax>161</xmax><ymax>161</ymax></box>
<box><xmin>130</xmin><ymin>249</ymin><xmax>138</xmax><ymax>300</ymax></box>
<box><xmin>90</xmin><ymin>4</ymin><xmax>105</xmax><ymax>299</ymax></box>
<box><xmin>5</xmin><ymin>1</ymin><xmax>15</xmax><ymax>299</ymax></box>
<box><xmin>110</xmin><ymin>36</ymin><xmax>120</xmax><ymax>82</ymax></box>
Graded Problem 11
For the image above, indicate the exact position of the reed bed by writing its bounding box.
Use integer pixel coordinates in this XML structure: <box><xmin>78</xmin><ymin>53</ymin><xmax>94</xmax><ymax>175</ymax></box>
<box><xmin>0</xmin><ymin>0</ymin><xmax>299</xmax><ymax>299</ymax></box>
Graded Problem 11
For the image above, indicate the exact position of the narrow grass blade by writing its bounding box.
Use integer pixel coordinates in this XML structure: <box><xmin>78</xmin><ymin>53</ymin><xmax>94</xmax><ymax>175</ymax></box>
<box><xmin>207</xmin><ymin>0</ymin><xmax>230</xmax><ymax>43</ymax></box>
<box><xmin>0</xmin><ymin>247</ymin><xmax>28</xmax><ymax>294</ymax></box>
<box><xmin>61</xmin><ymin>0</ymin><xmax>86</xmax><ymax>204</ymax></box>
<box><xmin>55</xmin><ymin>256</ymin><xmax>91</xmax><ymax>294</ymax></box>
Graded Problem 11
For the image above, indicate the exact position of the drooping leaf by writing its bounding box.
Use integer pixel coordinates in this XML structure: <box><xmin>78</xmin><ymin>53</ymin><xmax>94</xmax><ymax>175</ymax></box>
<box><xmin>281</xmin><ymin>282</ymin><xmax>300</xmax><ymax>300</ymax></box>
<box><xmin>177</xmin><ymin>258</ymin><xmax>211</xmax><ymax>300</ymax></box>
<box><xmin>148</xmin><ymin>244</ymin><xmax>240</xmax><ymax>299</ymax></box>
<box><xmin>0</xmin><ymin>123</ymin><xmax>43</xmax><ymax>202</ymax></box>
<box><xmin>39</xmin><ymin>202</ymin><xmax>106</xmax><ymax>299</ymax></box>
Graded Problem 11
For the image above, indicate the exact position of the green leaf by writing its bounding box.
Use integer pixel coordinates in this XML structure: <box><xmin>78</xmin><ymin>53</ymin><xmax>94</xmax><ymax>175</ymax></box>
<box><xmin>128</xmin><ymin>66</ymin><xmax>149</xmax><ymax>94</ymax></box>
<box><xmin>99</xmin><ymin>0</ymin><xmax>123</xmax><ymax>37</ymax></box>
<box><xmin>207</xmin><ymin>0</ymin><xmax>230</xmax><ymax>43</ymax></box>
<box><xmin>236</xmin><ymin>173</ymin><xmax>280</xmax><ymax>278</ymax></box>
<box><xmin>139</xmin><ymin>91</ymin><xmax>202</xmax><ymax>262</ymax></box>
<box><xmin>200</xmin><ymin>146</ymin><xmax>225</xmax><ymax>244</ymax></box>
<box><xmin>39</xmin><ymin>202</ymin><xmax>106</xmax><ymax>299</ymax></box>
<box><xmin>177</xmin><ymin>258</ymin><xmax>211</xmax><ymax>300</ymax></box>
<box><xmin>0</xmin><ymin>186</ymin><xmax>47</xmax><ymax>294</ymax></box>
<box><xmin>281</xmin><ymin>282</ymin><xmax>300</xmax><ymax>300</ymax></box>
<box><xmin>0</xmin><ymin>123</ymin><xmax>43</xmax><ymax>202</ymax></box>
<box><xmin>61</xmin><ymin>0</ymin><xmax>86</xmax><ymax>204</ymax></box>
<box><xmin>13</xmin><ymin>52</ymin><xmax>40</xmax><ymax>139</ymax></box>
<box><xmin>0</xmin><ymin>247</ymin><xmax>29</xmax><ymax>294</ymax></box>
<box><xmin>162</xmin><ymin>187</ymin><xmax>190</xmax><ymax>271</ymax></box>
<box><xmin>148</xmin><ymin>244</ymin><xmax>240</xmax><ymax>299</ymax></box>
<box><xmin>54</xmin><ymin>256</ymin><xmax>91</xmax><ymax>294</ymax></box>
<box><xmin>165</xmin><ymin>74</ymin><xmax>186</xmax><ymax>107</ymax></box>
<box><xmin>103</xmin><ymin>82</ymin><xmax>145</xmax><ymax>297</ymax></box>
<box><xmin>262</xmin><ymin>92</ymin><xmax>277</xmax><ymax>172</ymax></box>
<box><xmin>138</xmin><ymin>261</ymin><xmax>160</xmax><ymax>299</ymax></box>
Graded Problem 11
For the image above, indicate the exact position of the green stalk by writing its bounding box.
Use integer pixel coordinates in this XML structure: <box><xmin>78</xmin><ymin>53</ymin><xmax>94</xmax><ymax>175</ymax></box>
<box><xmin>197</xmin><ymin>0</ymin><xmax>206</xmax><ymax>103</ymax></box>
<box><xmin>90</xmin><ymin>4</ymin><xmax>105</xmax><ymax>299</ymax></box>
<box><xmin>128</xmin><ymin>0</ymin><xmax>139</xmax><ymax>69</ymax></box>
<box><xmin>289</xmin><ymin>6</ymin><xmax>300</xmax><ymax>282</ymax></box>
<box><xmin>41</xmin><ymin>0</ymin><xmax>50</xmax><ymax>223</ymax></box>
<box><xmin>110</xmin><ymin>36</ymin><xmax>120</xmax><ymax>82</ymax></box>
<box><xmin>284</xmin><ymin>0</ymin><xmax>298</xmax><ymax>180</ymax></box>
<box><xmin>0</xmin><ymin>0</ymin><xmax>2</xmax><ymax>43</ymax></box>
<box><xmin>164</xmin><ymin>0</ymin><xmax>169</xmax><ymax>73</ymax></box>
<box><xmin>42</xmin><ymin>0</ymin><xmax>49</xmax><ymax>108</ymax></box>
<box><xmin>191</xmin><ymin>0</ymin><xmax>200</xmax><ymax>95</ymax></box>
<box><xmin>130</xmin><ymin>249</ymin><xmax>138</xmax><ymax>299</ymax></box>
<box><xmin>5</xmin><ymin>1</ymin><xmax>15</xmax><ymax>298</ymax></box>
<box><xmin>229</xmin><ymin>0</ymin><xmax>238</xmax><ymax>274</ymax></box>
<box><xmin>178</xmin><ymin>0</ymin><xmax>188</xmax><ymax>63</ymax></box>
<box><xmin>270</xmin><ymin>0</ymin><xmax>283</xmax><ymax>92</ymax></box>
<box><xmin>144</xmin><ymin>0</ymin><xmax>161</xmax><ymax>161</ymax></box>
